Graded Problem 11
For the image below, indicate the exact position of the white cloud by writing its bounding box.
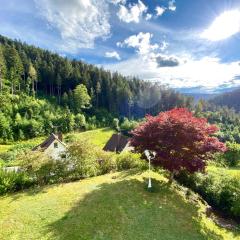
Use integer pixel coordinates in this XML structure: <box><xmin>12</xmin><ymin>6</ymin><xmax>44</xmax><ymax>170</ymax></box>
<box><xmin>168</xmin><ymin>0</ymin><xmax>176</xmax><ymax>11</ymax></box>
<box><xmin>145</xmin><ymin>13</ymin><xmax>152</xmax><ymax>21</ymax></box>
<box><xmin>109</xmin><ymin>0</ymin><xmax>126</xmax><ymax>5</ymax></box>
<box><xmin>117</xmin><ymin>32</ymin><xmax>159</xmax><ymax>56</ymax></box>
<box><xmin>155</xmin><ymin>6</ymin><xmax>166</xmax><ymax>17</ymax></box>
<box><xmin>104</xmin><ymin>55</ymin><xmax>240</xmax><ymax>91</ymax></box>
<box><xmin>201</xmin><ymin>9</ymin><xmax>240</xmax><ymax>41</ymax></box>
<box><xmin>35</xmin><ymin>0</ymin><xmax>111</xmax><ymax>52</ymax></box>
<box><xmin>117</xmin><ymin>0</ymin><xmax>147</xmax><ymax>23</ymax></box>
<box><xmin>105</xmin><ymin>51</ymin><xmax>121</xmax><ymax>60</ymax></box>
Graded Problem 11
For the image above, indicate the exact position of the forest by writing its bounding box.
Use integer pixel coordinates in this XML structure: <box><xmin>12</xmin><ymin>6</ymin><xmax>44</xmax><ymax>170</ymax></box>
<box><xmin>0</xmin><ymin>34</ymin><xmax>240</xmax><ymax>143</ymax></box>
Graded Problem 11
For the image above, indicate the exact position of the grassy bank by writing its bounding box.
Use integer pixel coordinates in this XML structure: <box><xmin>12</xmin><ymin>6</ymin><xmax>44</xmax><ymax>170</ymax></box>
<box><xmin>0</xmin><ymin>170</ymin><xmax>239</xmax><ymax>240</ymax></box>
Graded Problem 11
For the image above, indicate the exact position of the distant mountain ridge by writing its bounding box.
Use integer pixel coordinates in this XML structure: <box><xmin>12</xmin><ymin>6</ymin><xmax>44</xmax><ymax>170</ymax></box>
<box><xmin>210</xmin><ymin>88</ymin><xmax>240</xmax><ymax>112</ymax></box>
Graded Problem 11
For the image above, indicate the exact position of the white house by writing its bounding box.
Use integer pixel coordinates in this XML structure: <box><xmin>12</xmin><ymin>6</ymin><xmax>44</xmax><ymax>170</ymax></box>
<box><xmin>32</xmin><ymin>133</ymin><xmax>67</xmax><ymax>160</ymax></box>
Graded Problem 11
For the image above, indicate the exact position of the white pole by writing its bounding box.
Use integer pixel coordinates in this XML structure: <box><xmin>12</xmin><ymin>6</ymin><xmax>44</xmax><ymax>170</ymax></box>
<box><xmin>148</xmin><ymin>156</ymin><xmax>152</xmax><ymax>188</ymax></box>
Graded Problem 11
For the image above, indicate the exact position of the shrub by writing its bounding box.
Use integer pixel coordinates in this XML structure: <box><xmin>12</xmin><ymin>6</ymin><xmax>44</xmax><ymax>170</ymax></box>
<box><xmin>176</xmin><ymin>170</ymin><xmax>240</xmax><ymax>220</ymax></box>
<box><xmin>120</xmin><ymin>118</ymin><xmax>138</xmax><ymax>132</ymax></box>
<box><xmin>0</xmin><ymin>170</ymin><xmax>34</xmax><ymax>195</ymax></box>
<box><xmin>20</xmin><ymin>151</ymin><xmax>69</xmax><ymax>185</ymax></box>
<box><xmin>96</xmin><ymin>151</ymin><xmax>116</xmax><ymax>174</ymax></box>
<box><xmin>67</xmin><ymin>139</ymin><xmax>100</xmax><ymax>178</ymax></box>
<box><xmin>0</xmin><ymin>143</ymin><xmax>36</xmax><ymax>165</ymax></box>
<box><xmin>75</xmin><ymin>113</ymin><xmax>86</xmax><ymax>130</ymax></box>
<box><xmin>112</xmin><ymin>118</ymin><xmax>120</xmax><ymax>132</ymax></box>
<box><xmin>115</xmin><ymin>152</ymin><xmax>146</xmax><ymax>171</ymax></box>
<box><xmin>65</xmin><ymin>134</ymin><xmax>78</xmax><ymax>143</ymax></box>
<box><xmin>223</xmin><ymin>142</ymin><xmax>240</xmax><ymax>167</ymax></box>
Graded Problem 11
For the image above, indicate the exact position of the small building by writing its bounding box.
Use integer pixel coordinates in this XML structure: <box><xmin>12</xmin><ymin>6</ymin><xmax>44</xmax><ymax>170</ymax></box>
<box><xmin>32</xmin><ymin>133</ymin><xmax>66</xmax><ymax>160</ymax></box>
<box><xmin>103</xmin><ymin>133</ymin><xmax>132</xmax><ymax>153</ymax></box>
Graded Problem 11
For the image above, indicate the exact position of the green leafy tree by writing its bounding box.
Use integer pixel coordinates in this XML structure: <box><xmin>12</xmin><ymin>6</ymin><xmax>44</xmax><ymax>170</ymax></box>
<box><xmin>224</xmin><ymin>142</ymin><xmax>240</xmax><ymax>167</ymax></box>
<box><xmin>75</xmin><ymin>113</ymin><xmax>86</xmax><ymax>130</ymax></box>
<box><xmin>73</xmin><ymin>84</ymin><xmax>91</xmax><ymax>113</ymax></box>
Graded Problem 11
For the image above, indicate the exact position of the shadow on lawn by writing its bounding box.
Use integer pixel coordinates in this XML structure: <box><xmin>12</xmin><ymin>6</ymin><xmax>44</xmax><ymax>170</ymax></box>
<box><xmin>46</xmin><ymin>176</ymin><xmax>224</xmax><ymax>240</ymax></box>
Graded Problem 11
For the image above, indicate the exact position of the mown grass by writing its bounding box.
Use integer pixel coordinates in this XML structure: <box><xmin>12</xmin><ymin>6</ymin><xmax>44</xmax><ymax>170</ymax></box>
<box><xmin>0</xmin><ymin>170</ymin><xmax>239</xmax><ymax>240</ymax></box>
<box><xmin>65</xmin><ymin>127</ymin><xmax>115</xmax><ymax>148</ymax></box>
<box><xmin>207</xmin><ymin>165</ymin><xmax>240</xmax><ymax>178</ymax></box>
<box><xmin>0</xmin><ymin>145</ymin><xmax>12</xmax><ymax>154</ymax></box>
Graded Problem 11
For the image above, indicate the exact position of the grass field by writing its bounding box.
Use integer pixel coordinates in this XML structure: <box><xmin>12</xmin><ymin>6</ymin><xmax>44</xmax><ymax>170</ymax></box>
<box><xmin>207</xmin><ymin>165</ymin><xmax>240</xmax><ymax>178</ymax></box>
<box><xmin>65</xmin><ymin>128</ymin><xmax>115</xmax><ymax>148</ymax></box>
<box><xmin>0</xmin><ymin>170</ymin><xmax>239</xmax><ymax>240</ymax></box>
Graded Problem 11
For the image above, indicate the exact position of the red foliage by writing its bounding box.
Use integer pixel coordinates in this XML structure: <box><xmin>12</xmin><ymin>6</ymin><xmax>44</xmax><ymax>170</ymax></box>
<box><xmin>130</xmin><ymin>108</ymin><xmax>227</xmax><ymax>174</ymax></box>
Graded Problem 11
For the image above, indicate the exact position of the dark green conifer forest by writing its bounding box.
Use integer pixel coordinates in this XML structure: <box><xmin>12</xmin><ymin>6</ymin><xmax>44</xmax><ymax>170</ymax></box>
<box><xmin>0</xmin><ymin>34</ymin><xmax>240</xmax><ymax>143</ymax></box>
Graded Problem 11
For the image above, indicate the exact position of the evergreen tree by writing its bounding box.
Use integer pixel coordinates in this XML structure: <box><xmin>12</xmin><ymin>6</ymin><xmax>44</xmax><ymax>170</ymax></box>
<box><xmin>0</xmin><ymin>45</ymin><xmax>6</xmax><ymax>92</ymax></box>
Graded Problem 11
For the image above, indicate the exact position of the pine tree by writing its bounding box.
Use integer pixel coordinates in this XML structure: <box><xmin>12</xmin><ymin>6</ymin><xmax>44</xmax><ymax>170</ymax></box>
<box><xmin>28</xmin><ymin>63</ymin><xmax>37</xmax><ymax>96</ymax></box>
<box><xmin>0</xmin><ymin>45</ymin><xmax>6</xmax><ymax>92</ymax></box>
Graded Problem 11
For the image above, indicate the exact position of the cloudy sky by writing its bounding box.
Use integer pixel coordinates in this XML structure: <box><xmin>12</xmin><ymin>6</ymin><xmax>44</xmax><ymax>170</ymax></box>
<box><xmin>1</xmin><ymin>0</ymin><xmax>240</xmax><ymax>93</ymax></box>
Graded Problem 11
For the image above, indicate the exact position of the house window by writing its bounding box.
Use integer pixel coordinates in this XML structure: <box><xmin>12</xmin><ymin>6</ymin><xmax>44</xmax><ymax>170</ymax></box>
<box><xmin>54</xmin><ymin>142</ymin><xmax>58</xmax><ymax>148</ymax></box>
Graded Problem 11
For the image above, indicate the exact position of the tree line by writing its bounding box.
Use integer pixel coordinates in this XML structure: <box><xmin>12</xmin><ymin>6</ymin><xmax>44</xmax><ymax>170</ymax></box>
<box><xmin>1</xmin><ymin>34</ymin><xmax>240</xmax><ymax>143</ymax></box>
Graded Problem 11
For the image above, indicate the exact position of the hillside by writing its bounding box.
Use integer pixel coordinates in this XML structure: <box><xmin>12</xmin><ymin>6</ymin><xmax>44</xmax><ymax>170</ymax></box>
<box><xmin>0</xmin><ymin>34</ymin><xmax>194</xmax><ymax>142</ymax></box>
<box><xmin>210</xmin><ymin>88</ymin><xmax>240</xmax><ymax>112</ymax></box>
<box><xmin>0</xmin><ymin>170</ymin><xmax>238</xmax><ymax>240</ymax></box>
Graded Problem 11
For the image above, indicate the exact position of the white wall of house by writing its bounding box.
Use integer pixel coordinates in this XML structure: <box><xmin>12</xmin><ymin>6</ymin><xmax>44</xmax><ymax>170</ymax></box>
<box><xmin>44</xmin><ymin>139</ymin><xmax>66</xmax><ymax>160</ymax></box>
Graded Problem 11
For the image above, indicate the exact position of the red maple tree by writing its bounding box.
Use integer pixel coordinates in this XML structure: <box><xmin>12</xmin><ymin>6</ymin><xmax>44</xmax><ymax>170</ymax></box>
<box><xmin>130</xmin><ymin>108</ymin><xmax>226</xmax><ymax>180</ymax></box>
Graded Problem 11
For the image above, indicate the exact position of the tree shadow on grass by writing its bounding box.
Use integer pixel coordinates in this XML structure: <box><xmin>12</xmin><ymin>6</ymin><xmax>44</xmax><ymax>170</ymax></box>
<box><xmin>46</xmin><ymin>177</ymin><xmax>224</xmax><ymax>240</ymax></box>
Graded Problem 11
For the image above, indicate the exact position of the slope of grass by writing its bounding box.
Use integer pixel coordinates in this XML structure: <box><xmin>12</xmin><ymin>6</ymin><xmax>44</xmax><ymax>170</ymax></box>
<box><xmin>207</xmin><ymin>165</ymin><xmax>240</xmax><ymax>178</ymax></box>
<box><xmin>0</xmin><ymin>170</ymin><xmax>239</xmax><ymax>240</ymax></box>
<box><xmin>66</xmin><ymin>128</ymin><xmax>115</xmax><ymax>148</ymax></box>
<box><xmin>0</xmin><ymin>145</ymin><xmax>12</xmax><ymax>154</ymax></box>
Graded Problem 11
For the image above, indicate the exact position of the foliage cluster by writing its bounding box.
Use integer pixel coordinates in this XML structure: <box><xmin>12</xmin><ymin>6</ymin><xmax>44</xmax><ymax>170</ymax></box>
<box><xmin>0</xmin><ymin>170</ymin><xmax>33</xmax><ymax>195</ymax></box>
<box><xmin>131</xmin><ymin>108</ymin><xmax>226</xmax><ymax>179</ymax></box>
<box><xmin>176</xmin><ymin>170</ymin><xmax>240</xmax><ymax>220</ymax></box>
<box><xmin>0</xmin><ymin>139</ymin><xmax>145</xmax><ymax>194</ymax></box>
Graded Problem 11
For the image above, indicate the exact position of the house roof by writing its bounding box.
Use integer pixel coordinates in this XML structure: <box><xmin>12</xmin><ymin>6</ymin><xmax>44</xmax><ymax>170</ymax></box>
<box><xmin>32</xmin><ymin>133</ymin><xmax>66</xmax><ymax>151</ymax></box>
<box><xmin>103</xmin><ymin>133</ymin><xmax>130</xmax><ymax>153</ymax></box>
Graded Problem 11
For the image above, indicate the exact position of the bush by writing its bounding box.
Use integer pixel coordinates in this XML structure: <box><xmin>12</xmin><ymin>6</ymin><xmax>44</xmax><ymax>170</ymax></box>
<box><xmin>96</xmin><ymin>151</ymin><xmax>116</xmax><ymax>174</ymax></box>
<box><xmin>20</xmin><ymin>151</ymin><xmax>69</xmax><ymax>185</ymax></box>
<box><xmin>0</xmin><ymin>170</ymin><xmax>34</xmax><ymax>195</ymax></box>
<box><xmin>67</xmin><ymin>139</ymin><xmax>100</xmax><ymax>178</ymax></box>
<box><xmin>65</xmin><ymin>134</ymin><xmax>78</xmax><ymax>143</ymax></box>
<box><xmin>0</xmin><ymin>143</ymin><xmax>36</xmax><ymax>165</ymax></box>
<box><xmin>223</xmin><ymin>142</ymin><xmax>240</xmax><ymax>167</ymax></box>
<box><xmin>116</xmin><ymin>152</ymin><xmax>146</xmax><ymax>171</ymax></box>
<box><xmin>176</xmin><ymin>170</ymin><xmax>240</xmax><ymax>220</ymax></box>
<box><xmin>112</xmin><ymin>118</ymin><xmax>120</xmax><ymax>132</ymax></box>
<box><xmin>120</xmin><ymin>118</ymin><xmax>138</xmax><ymax>132</ymax></box>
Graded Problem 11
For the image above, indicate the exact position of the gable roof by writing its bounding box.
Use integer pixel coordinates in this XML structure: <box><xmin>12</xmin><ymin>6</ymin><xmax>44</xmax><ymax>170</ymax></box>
<box><xmin>103</xmin><ymin>133</ymin><xmax>130</xmax><ymax>153</ymax></box>
<box><xmin>32</xmin><ymin>133</ymin><xmax>66</xmax><ymax>151</ymax></box>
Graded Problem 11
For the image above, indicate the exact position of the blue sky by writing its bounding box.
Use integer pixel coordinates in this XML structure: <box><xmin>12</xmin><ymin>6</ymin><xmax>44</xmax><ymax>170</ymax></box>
<box><xmin>1</xmin><ymin>0</ymin><xmax>240</xmax><ymax>93</ymax></box>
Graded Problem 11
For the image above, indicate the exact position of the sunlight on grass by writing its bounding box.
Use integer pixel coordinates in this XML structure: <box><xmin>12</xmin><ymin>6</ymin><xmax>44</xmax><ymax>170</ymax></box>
<box><xmin>66</xmin><ymin>128</ymin><xmax>115</xmax><ymax>148</ymax></box>
<box><xmin>0</xmin><ymin>171</ymin><xmax>239</xmax><ymax>240</ymax></box>
<box><xmin>208</xmin><ymin>165</ymin><xmax>240</xmax><ymax>178</ymax></box>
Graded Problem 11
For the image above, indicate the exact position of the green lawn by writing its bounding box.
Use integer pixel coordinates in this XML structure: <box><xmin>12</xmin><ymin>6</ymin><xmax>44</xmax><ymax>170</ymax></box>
<box><xmin>0</xmin><ymin>170</ymin><xmax>239</xmax><ymax>240</ymax></box>
<box><xmin>207</xmin><ymin>165</ymin><xmax>240</xmax><ymax>178</ymax></box>
<box><xmin>65</xmin><ymin>128</ymin><xmax>115</xmax><ymax>148</ymax></box>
